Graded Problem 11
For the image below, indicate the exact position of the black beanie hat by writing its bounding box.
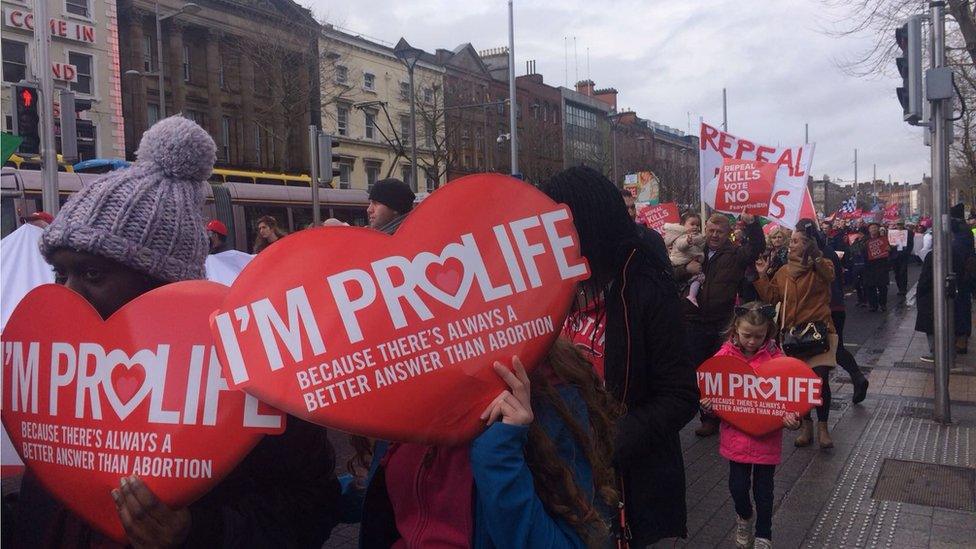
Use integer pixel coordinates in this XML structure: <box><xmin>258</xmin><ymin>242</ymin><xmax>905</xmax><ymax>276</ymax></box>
<box><xmin>950</xmin><ymin>202</ymin><xmax>965</xmax><ymax>219</ymax></box>
<box><xmin>368</xmin><ymin>178</ymin><xmax>416</xmax><ymax>215</ymax></box>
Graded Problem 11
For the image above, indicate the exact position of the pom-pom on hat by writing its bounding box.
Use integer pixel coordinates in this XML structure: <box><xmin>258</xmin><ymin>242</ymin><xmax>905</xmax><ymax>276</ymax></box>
<box><xmin>41</xmin><ymin>116</ymin><xmax>216</xmax><ymax>282</ymax></box>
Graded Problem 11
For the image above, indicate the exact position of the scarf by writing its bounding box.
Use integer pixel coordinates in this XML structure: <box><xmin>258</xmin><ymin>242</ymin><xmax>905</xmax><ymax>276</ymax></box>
<box><xmin>786</xmin><ymin>248</ymin><xmax>813</xmax><ymax>278</ymax></box>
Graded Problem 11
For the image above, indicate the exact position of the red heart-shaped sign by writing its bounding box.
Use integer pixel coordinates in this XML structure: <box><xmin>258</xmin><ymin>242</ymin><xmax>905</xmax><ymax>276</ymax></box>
<box><xmin>1</xmin><ymin>282</ymin><xmax>284</xmax><ymax>541</ymax></box>
<box><xmin>211</xmin><ymin>174</ymin><xmax>589</xmax><ymax>445</ymax></box>
<box><xmin>697</xmin><ymin>355</ymin><xmax>822</xmax><ymax>436</ymax></box>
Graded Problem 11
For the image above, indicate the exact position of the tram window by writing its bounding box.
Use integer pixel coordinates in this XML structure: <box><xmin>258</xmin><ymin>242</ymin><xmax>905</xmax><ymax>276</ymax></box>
<box><xmin>208</xmin><ymin>173</ymin><xmax>226</xmax><ymax>184</ymax></box>
<box><xmin>242</xmin><ymin>205</ymin><xmax>289</xmax><ymax>253</ymax></box>
<box><xmin>256</xmin><ymin>177</ymin><xmax>286</xmax><ymax>186</ymax></box>
<box><xmin>1</xmin><ymin>197</ymin><xmax>18</xmax><ymax>238</ymax></box>
<box><xmin>226</xmin><ymin>175</ymin><xmax>256</xmax><ymax>184</ymax></box>
<box><xmin>332</xmin><ymin>207</ymin><xmax>367</xmax><ymax>227</ymax></box>
<box><xmin>291</xmin><ymin>206</ymin><xmax>319</xmax><ymax>231</ymax></box>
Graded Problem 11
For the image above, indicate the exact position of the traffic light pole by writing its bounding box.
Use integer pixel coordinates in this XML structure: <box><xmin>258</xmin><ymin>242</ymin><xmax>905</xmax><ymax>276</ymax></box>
<box><xmin>35</xmin><ymin>0</ymin><xmax>59</xmax><ymax>215</ymax></box>
<box><xmin>309</xmin><ymin>126</ymin><xmax>321</xmax><ymax>226</ymax></box>
<box><xmin>928</xmin><ymin>1</ymin><xmax>952</xmax><ymax>423</ymax></box>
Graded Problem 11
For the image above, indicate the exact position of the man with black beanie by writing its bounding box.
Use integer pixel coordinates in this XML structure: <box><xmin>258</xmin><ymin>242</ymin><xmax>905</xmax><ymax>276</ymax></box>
<box><xmin>368</xmin><ymin>178</ymin><xmax>416</xmax><ymax>233</ymax></box>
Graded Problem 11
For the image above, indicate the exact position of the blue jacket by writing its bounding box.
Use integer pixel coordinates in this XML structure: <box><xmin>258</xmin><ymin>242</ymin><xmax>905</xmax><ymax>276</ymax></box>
<box><xmin>357</xmin><ymin>385</ymin><xmax>597</xmax><ymax>548</ymax></box>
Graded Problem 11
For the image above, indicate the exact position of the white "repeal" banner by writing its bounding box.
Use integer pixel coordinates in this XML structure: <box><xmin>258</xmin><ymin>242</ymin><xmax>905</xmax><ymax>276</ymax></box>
<box><xmin>699</xmin><ymin>122</ymin><xmax>817</xmax><ymax>229</ymax></box>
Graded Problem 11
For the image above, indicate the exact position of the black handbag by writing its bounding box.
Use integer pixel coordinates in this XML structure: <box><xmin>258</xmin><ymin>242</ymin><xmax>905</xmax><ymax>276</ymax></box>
<box><xmin>782</xmin><ymin>321</ymin><xmax>830</xmax><ymax>357</ymax></box>
<box><xmin>779</xmin><ymin>283</ymin><xmax>830</xmax><ymax>357</ymax></box>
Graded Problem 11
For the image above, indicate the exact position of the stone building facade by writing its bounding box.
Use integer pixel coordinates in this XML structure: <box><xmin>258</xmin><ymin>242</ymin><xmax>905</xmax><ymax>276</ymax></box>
<box><xmin>319</xmin><ymin>25</ymin><xmax>445</xmax><ymax>193</ymax></box>
<box><xmin>117</xmin><ymin>0</ymin><xmax>319</xmax><ymax>172</ymax></box>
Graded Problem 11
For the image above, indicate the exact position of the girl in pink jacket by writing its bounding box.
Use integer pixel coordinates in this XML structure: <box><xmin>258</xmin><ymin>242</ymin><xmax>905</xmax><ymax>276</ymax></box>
<box><xmin>701</xmin><ymin>301</ymin><xmax>801</xmax><ymax>549</ymax></box>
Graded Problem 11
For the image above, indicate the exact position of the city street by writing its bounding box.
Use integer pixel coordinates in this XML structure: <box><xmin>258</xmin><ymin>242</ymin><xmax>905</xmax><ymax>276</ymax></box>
<box><xmin>325</xmin><ymin>265</ymin><xmax>976</xmax><ymax>548</ymax></box>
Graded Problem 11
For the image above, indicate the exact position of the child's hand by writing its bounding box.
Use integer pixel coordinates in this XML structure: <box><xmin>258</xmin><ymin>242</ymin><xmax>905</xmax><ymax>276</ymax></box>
<box><xmin>480</xmin><ymin>357</ymin><xmax>533</xmax><ymax>426</ymax></box>
<box><xmin>783</xmin><ymin>412</ymin><xmax>801</xmax><ymax>430</ymax></box>
<box><xmin>699</xmin><ymin>398</ymin><xmax>713</xmax><ymax>413</ymax></box>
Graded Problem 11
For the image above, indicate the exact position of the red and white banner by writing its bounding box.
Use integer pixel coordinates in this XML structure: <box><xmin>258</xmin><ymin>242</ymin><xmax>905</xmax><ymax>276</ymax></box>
<box><xmin>697</xmin><ymin>355</ymin><xmax>822</xmax><ymax>436</ymax></box>
<box><xmin>866</xmin><ymin>237</ymin><xmax>890</xmax><ymax>261</ymax></box>
<box><xmin>211</xmin><ymin>174</ymin><xmax>589</xmax><ymax>446</ymax></box>
<box><xmin>637</xmin><ymin>202</ymin><xmax>680</xmax><ymax>234</ymax></box>
<box><xmin>883</xmin><ymin>203</ymin><xmax>900</xmax><ymax>223</ymax></box>
<box><xmin>714</xmin><ymin>158</ymin><xmax>778</xmax><ymax>217</ymax></box>
<box><xmin>1</xmin><ymin>282</ymin><xmax>284</xmax><ymax>540</ymax></box>
<box><xmin>700</xmin><ymin>122</ymin><xmax>816</xmax><ymax>228</ymax></box>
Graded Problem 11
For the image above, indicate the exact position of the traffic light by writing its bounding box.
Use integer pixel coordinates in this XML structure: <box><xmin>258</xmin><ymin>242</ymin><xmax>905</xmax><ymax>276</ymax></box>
<box><xmin>895</xmin><ymin>17</ymin><xmax>923</xmax><ymax>124</ymax></box>
<box><xmin>317</xmin><ymin>133</ymin><xmax>341</xmax><ymax>187</ymax></box>
<box><xmin>11</xmin><ymin>85</ymin><xmax>40</xmax><ymax>154</ymax></box>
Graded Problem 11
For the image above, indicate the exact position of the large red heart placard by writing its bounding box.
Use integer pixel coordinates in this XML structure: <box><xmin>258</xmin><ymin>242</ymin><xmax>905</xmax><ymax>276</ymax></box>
<box><xmin>1</xmin><ymin>282</ymin><xmax>284</xmax><ymax>541</ymax></box>
<box><xmin>697</xmin><ymin>355</ymin><xmax>822</xmax><ymax>436</ymax></box>
<box><xmin>211</xmin><ymin>174</ymin><xmax>589</xmax><ymax>445</ymax></box>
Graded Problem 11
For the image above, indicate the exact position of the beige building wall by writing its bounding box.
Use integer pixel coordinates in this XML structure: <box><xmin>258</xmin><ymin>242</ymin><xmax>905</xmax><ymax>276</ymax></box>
<box><xmin>1</xmin><ymin>0</ymin><xmax>125</xmax><ymax>159</ymax></box>
<box><xmin>319</xmin><ymin>25</ymin><xmax>444</xmax><ymax>194</ymax></box>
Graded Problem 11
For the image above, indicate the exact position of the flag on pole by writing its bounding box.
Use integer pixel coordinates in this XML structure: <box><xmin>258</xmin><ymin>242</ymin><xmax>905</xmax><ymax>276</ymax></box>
<box><xmin>838</xmin><ymin>195</ymin><xmax>857</xmax><ymax>216</ymax></box>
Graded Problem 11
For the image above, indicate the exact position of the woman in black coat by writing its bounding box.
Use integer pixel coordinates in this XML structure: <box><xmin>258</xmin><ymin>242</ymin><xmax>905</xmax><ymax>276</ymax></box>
<box><xmin>862</xmin><ymin>223</ymin><xmax>891</xmax><ymax>312</ymax></box>
<box><xmin>915</xmin><ymin>250</ymin><xmax>935</xmax><ymax>360</ymax></box>
<box><xmin>543</xmin><ymin>166</ymin><xmax>699</xmax><ymax>547</ymax></box>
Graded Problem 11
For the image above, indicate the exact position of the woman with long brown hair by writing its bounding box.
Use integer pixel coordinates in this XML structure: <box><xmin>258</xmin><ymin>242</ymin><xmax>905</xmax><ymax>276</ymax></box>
<box><xmin>754</xmin><ymin>223</ymin><xmax>837</xmax><ymax>449</ymax></box>
<box><xmin>356</xmin><ymin>338</ymin><xmax>621</xmax><ymax>548</ymax></box>
<box><xmin>252</xmin><ymin>215</ymin><xmax>287</xmax><ymax>253</ymax></box>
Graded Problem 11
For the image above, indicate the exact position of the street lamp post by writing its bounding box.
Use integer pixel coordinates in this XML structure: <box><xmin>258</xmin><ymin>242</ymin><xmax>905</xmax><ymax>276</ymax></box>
<box><xmin>394</xmin><ymin>38</ymin><xmax>423</xmax><ymax>192</ymax></box>
<box><xmin>507</xmin><ymin>0</ymin><xmax>518</xmax><ymax>177</ymax></box>
<box><xmin>150</xmin><ymin>2</ymin><xmax>200</xmax><ymax>118</ymax></box>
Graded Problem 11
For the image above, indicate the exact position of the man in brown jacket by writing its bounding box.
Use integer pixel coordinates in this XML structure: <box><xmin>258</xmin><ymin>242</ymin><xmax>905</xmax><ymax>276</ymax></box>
<box><xmin>676</xmin><ymin>212</ymin><xmax>765</xmax><ymax>436</ymax></box>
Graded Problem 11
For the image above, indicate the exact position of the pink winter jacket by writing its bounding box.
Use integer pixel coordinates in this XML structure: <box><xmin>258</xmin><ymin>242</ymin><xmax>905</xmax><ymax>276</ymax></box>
<box><xmin>713</xmin><ymin>340</ymin><xmax>787</xmax><ymax>465</ymax></box>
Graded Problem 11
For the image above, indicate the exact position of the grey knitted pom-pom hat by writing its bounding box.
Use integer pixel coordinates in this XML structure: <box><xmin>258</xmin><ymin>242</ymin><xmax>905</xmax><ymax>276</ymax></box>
<box><xmin>41</xmin><ymin>116</ymin><xmax>216</xmax><ymax>282</ymax></box>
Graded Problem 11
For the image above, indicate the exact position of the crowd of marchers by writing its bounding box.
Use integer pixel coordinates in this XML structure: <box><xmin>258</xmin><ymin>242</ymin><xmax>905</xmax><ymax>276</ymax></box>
<box><xmin>7</xmin><ymin>116</ymin><xmax>975</xmax><ymax>549</ymax></box>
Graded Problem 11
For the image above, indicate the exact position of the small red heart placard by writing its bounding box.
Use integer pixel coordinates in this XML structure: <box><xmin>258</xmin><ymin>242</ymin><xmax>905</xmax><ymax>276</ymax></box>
<box><xmin>1</xmin><ymin>282</ymin><xmax>284</xmax><ymax>541</ymax></box>
<box><xmin>697</xmin><ymin>355</ymin><xmax>822</xmax><ymax>436</ymax></box>
<box><xmin>211</xmin><ymin>174</ymin><xmax>590</xmax><ymax>445</ymax></box>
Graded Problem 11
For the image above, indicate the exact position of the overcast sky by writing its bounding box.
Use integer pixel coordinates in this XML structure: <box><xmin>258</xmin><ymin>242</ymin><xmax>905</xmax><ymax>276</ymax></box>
<box><xmin>309</xmin><ymin>0</ymin><xmax>929</xmax><ymax>186</ymax></box>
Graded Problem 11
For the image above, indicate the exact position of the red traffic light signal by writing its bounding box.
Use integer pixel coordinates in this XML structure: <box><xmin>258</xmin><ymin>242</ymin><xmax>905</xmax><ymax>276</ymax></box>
<box><xmin>19</xmin><ymin>88</ymin><xmax>34</xmax><ymax>108</ymax></box>
<box><xmin>12</xmin><ymin>84</ymin><xmax>40</xmax><ymax>154</ymax></box>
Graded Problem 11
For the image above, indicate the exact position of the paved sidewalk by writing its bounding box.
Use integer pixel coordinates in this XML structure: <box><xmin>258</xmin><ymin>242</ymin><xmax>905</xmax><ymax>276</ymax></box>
<box><xmin>679</xmin><ymin>301</ymin><xmax>976</xmax><ymax>548</ymax></box>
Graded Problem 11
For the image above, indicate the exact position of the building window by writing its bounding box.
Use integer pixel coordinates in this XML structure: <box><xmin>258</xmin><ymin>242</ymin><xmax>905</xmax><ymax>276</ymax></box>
<box><xmin>182</xmin><ymin>45</ymin><xmax>191</xmax><ymax>82</ymax></box>
<box><xmin>65</xmin><ymin>0</ymin><xmax>90</xmax><ymax>18</ymax></box>
<box><xmin>335</xmin><ymin>65</ymin><xmax>348</xmax><ymax>84</ymax></box>
<box><xmin>184</xmin><ymin>110</ymin><xmax>206</xmax><ymax>127</ymax></box>
<box><xmin>365</xmin><ymin>162</ymin><xmax>381</xmax><ymax>190</ymax></box>
<box><xmin>338</xmin><ymin>160</ymin><xmax>353</xmax><ymax>189</ymax></box>
<box><xmin>221</xmin><ymin>116</ymin><xmax>231</xmax><ymax>161</ymax></box>
<box><xmin>363</xmin><ymin>72</ymin><xmax>375</xmax><ymax>91</ymax></box>
<box><xmin>474</xmin><ymin>128</ymin><xmax>484</xmax><ymax>167</ymax></box>
<box><xmin>254</xmin><ymin>123</ymin><xmax>262</xmax><ymax>161</ymax></box>
<box><xmin>365</xmin><ymin>111</ymin><xmax>376</xmax><ymax>140</ymax></box>
<box><xmin>400</xmin><ymin>116</ymin><xmax>410</xmax><ymax>145</ymax></box>
<box><xmin>399</xmin><ymin>81</ymin><xmax>410</xmax><ymax>101</ymax></box>
<box><xmin>147</xmin><ymin>104</ymin><xmax>160</xmax><ymax>126</ymax></box>
<box><xmin>68</xmin><ymin>52</ymin><xmax>93</xmax><ymax>95</ymax></box>
<box><xmin>425</xmin><ymin>120</ymin><xmax>435</xmax><ymax>148</ymax></box>
<box><xmin>2</xmin><ymin>40</ymin><xmax>27</xmax><ymax>83</ymax></box>
<box><xmin>425</xmin><ymin>168</ymin><xmax>436</xmax><ymax>193</ymax></box>
<box><xmin>337</xmin><ymin>103</ymin><xmax>349</xmax><ymax>136</ymax></box>
<box><xmin>401</xmin><ymin>165</ymin><xmax>412</xmax><ymax>188</ymax></box>
<box><xmin>142</xmin><ymin>36</ymin><xmax>154</xmax><ymax>72</ymax></box>
<box><xmin>423</xmin><ymin>88</ymin><xmax>434</xmax><ymax>103</ymax></box>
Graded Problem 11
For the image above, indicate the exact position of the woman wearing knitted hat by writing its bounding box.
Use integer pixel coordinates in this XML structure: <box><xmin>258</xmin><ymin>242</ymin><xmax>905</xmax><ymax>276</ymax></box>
<box><xmin>14</xmin><ymin>117</ymin><xmax>342</xmax><ymax>548</ymax></box>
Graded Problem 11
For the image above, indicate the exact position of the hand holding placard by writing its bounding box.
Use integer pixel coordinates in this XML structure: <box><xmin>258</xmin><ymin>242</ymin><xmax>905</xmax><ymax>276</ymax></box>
<box><xmin>1</xmin><ymin>281</ymin><xmax>283</xmax><ymax>541</ymax></box>
<box><xmin>211</xmin><ymin>174</ymin><xmax>590</xmax><ymax>445</ymax></box>
<box><xmin>697</xmin><ymin>356</ymin><xmax>822</xmax><ymax>436</ymax></box>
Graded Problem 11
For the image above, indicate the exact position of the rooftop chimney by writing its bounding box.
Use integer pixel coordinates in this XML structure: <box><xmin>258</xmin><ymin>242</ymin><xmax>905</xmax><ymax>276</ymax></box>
<box><xmin>575</xmin><ymin>79</ymin><xmax>595</xmax><ymax>96</ymax></box>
